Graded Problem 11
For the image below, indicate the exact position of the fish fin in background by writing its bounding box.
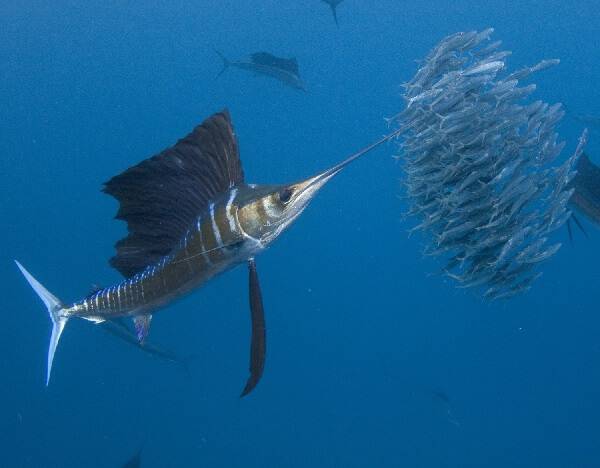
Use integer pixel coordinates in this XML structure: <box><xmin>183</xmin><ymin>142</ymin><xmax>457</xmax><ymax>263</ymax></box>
<box><xmin>241</xmin><ymin>258</ymin><xmax>266</xmax><ymax>397</ymax></box>
<box><xmin>121</xmin><ymin>447</ymin><xmax>142</xmax><ymax>468</ymax></box>
<box><xmin>214</xmin><ymin>50</ymin><xmax>230</xmax><ymax>79</ymax></box>
<box><xmin>103</xmin><ymin>110</ymin><xmax>244</xmax><ymax>278</ymax></box>
<box><xmin>133</xmin><ymin>314</ymin><xmax>152</xmax><ymax>344</ymax></box>
<box><xmin>330</xmin><ymin>3</ymin><xmax>339</xmax><ymax>26</ymax></box>
<box><xmin>567</xmin><ymin>219</ymin><xmax>574</xmax><ymax>244</ymax></box>
<box><xmin>571</xmin><ymin>213</ymin><xmax>588</xmax><ymax>238</ymax></box>
<box><xmin>321</xmin><ymin>0</ymin><xmax>342</xmax><ymax>26</ymax></box>
<box><xmin>14</xmin><ymin>261</ymin><xmax>68</xmax><ymax>385</ymax></box>
<box><xmin>570</xmin><ymin>152</ymin><xmax>600</xmax><ymax>227</ymax></box>
<box><xmin>250</xmin><ymin>52</ymin><xmax>300</xmax><ymax>76</ymax></box>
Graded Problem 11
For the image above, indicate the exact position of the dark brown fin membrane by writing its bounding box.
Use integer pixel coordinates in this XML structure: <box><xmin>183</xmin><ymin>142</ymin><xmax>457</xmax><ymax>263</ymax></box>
<box><xmin>104</xmin><ymin>110</ymin><xmax>244</xmax><ymax>278</ymax></box>
<box><xmin>241</xmin><ymin>258</ymin><xmax>266</xmax><ymax>397</ymax></box>
<box><xmin>250</xmin><ymin>52</ymin><xmax>299</xmax><ymax>76</ymax></box>
<box><xmin>570</xmin><ymin>153</ymin><xmax>600</xmax><ymax>226</ymax></box>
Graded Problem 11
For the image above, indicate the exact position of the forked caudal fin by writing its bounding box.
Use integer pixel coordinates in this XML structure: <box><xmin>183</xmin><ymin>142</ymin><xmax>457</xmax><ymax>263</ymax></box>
<box><xmin>15</xmin><ymin>260</ymin><xmax>68</xmax><ymax>385</ymax></box>
<box><xmin>214</xmin><ymin>50</ymin><xmax>230</xmax><ymax>79</ymax></box>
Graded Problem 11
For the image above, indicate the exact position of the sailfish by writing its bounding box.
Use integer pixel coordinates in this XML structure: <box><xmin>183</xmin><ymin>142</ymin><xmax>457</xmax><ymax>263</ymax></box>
<box><xmin>567</xmin><ymin>152</ymin><xmax>600</xmax><ymax>241</ymax></box>
<box><xmin>16</xmin><ymin>110</ymin><xmax>398</xmax><ymax>395</ymax></box>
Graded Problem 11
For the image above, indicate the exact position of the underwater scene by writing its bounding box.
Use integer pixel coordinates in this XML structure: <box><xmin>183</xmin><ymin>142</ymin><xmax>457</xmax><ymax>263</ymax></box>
<box><xmin>2</xmin><ymin>1</ymin><xmax>600</xmax><ymax>467</ymax></box>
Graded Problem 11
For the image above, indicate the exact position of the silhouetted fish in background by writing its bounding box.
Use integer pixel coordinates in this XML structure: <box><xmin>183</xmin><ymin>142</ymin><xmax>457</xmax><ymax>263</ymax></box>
<box><xmin>431</xmin><ymin>389</ymin><xmax>461</xmax><ymax>428</ymax></box>
<box><xmin>567</xmin><ymin>153</ymin><xmax>600</xmax><ymax>240</ymax></box>
<box><xmin>16</xmin><ymin>110</ymin><xmax>400</xmax><ymax>395</ymax></box>
<box><xmin>121</xmin><ymin>447</ymin><xmax>142</xmax><ymax>468</ymax></box>
<box><xmin>321</xmin><ymin>0</ymin><xmax>344</xmax><ymax>26</ymax></box>
<box><xmin>216</xmin><ymin>51</ymin><xmax>306</xmax><ymax>91</ymax></box>
<box><xmin>432</xmin><ymin>389</ymin><xmax>450</xmax><ymax>405</ymax></box>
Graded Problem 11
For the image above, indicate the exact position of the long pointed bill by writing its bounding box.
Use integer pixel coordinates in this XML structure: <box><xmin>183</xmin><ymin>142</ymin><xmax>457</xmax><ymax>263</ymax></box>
<box><xmin>294</xmin><ymin>127</ymin><xmax>403</xmax><ymax>199</ymax></box>
<box><xmin>244</xmin><ymin>127</ymin><xmax>402</xmax><ymax>245</ymax></box>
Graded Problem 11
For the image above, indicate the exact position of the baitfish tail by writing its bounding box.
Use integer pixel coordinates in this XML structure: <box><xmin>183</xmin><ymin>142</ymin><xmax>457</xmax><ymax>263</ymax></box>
<box><xmin>214</xmin><ymin>49</ymin><xmax>230</xmax><ymax>79</ymax></box>
<box><xmin>15</xmin><ymin>260</ymin><xmax>69</xmax><ymax>385</ymax></box>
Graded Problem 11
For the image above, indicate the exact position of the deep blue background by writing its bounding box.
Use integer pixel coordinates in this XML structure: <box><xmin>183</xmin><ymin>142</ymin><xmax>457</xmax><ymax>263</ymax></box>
<box><xmin>2</xmin><ymin>1</ymin><xmax>600</xmax><ymax>466</ymax></box>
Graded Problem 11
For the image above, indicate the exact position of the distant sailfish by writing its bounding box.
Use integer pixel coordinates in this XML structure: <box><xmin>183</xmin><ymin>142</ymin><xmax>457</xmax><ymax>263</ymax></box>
<box><xmin>216</xmin><ymin>51</ymin><xmax>306</xmax><ymax>91</ymax></box>
<box><xmin>321</xmin><ymin>0</ymin><xmax>344</xmax><ymax>26</ymax></box>
<box><xmin>567</xmin><ymin>152</ymin><xmax>600</xmax><ymax>240</ymax></box>
<box><xmin>16</xmin><ymin>110</ymin><xmax>399</xmax><ymax>395</ymax></box>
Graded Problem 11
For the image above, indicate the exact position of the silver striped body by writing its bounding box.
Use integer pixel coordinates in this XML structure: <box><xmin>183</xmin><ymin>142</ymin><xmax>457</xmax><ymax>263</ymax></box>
<box><xmin>66</xmin><ymin>188</ymin><xmax>262</xmax><ymax>321</ymax></box>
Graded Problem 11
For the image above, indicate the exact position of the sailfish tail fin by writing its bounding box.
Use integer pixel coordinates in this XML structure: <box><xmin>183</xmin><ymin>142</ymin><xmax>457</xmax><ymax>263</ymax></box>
<box><xmin>15</xmin><ymin>260</ymin><xmax>69</xmax><ymax>385</ymax></box>
<box><xmin>214</xmin><ymin>50</ymin><xmax>230</xmax><ymax>79</ymax></box>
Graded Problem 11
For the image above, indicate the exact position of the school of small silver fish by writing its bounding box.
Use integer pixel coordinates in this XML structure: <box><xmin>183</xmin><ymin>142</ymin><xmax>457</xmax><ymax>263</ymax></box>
<box><xmin>391</xmin><ymin>28</ymin><xmax>588</xmax><ymax>300</ymax></box>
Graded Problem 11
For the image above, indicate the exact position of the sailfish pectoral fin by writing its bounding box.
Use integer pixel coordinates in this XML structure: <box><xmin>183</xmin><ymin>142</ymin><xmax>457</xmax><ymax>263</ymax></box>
<box><xmin>240</xmin><ymin>258</ymin><xmax>266</xmax><ymax>397</ymax></box>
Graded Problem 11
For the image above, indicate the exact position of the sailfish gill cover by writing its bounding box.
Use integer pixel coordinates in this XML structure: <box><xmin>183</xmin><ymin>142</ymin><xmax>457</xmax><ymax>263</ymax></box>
<box><xmin>393</xmin><ymin>28</ymin><xmax>588</xmax><ymax>300</ymax></box>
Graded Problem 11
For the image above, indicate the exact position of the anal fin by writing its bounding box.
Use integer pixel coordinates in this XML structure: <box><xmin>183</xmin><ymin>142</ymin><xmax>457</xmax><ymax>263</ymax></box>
<box><xmin>133</xmin><ymin>315</ymin><xmax>152</xmax><ymax>344</ymax></box>
<box><xmin>240</xmin><ymin>258</ymin><xmax>266</xmax><ymax>397</ymax></box>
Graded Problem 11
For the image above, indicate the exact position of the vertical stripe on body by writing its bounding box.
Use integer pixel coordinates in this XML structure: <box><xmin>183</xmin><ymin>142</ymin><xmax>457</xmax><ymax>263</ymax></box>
<box><xmin>226</xmin><ymin>188</ymin><xmax>238</xmax><ymax>232</ymax></box>
<box><xmin>210</xmin><ymin>202</ymin><xmax>223</xmax><ymax>247</ymax></box>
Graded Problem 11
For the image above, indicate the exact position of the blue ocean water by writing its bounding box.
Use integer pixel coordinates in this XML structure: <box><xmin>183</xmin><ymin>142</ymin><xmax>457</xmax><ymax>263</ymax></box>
<box><xmin>2</xmin><ymin>1</ymin><xmax>600</xmax><ymax>466</ymax></box>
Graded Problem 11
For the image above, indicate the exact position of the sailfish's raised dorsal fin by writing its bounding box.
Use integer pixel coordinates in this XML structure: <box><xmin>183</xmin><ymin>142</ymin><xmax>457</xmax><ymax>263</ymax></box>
<box><xmin>241</xmin><ymin>258</ymin><xmax>266</xmax><ymax>397</ymax></box>
<box><xmin>103</xmin><ymin>110</ymin><xmax>244</xmax><ymax>278</ymax></box>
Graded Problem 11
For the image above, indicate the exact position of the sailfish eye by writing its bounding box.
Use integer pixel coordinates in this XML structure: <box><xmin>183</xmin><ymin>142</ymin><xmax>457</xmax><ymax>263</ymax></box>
<box><xmin>278</xmin><ymin>188</ymin><xmax>294</xmax><ymax>204</ymax></box>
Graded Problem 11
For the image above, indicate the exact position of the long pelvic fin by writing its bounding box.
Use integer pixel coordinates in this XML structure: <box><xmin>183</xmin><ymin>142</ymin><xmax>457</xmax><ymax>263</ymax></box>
<box><xmin>15</xmin><ymin>261</ymin><xmax>68</xmax><ymax>385</ymax></box>
<box><xmin>241</xmin><ymin>258</ymin><xmax>266</xmax><ymax>397</ymax></box>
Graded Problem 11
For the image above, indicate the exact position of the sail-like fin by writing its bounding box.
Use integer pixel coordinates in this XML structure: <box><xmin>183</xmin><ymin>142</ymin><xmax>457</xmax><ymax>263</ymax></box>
<box><xmin>15</xmin><ymin>261</ymin><xmax>68</xmax><ymax>385</ymax></box>
<box><xmin>570</xmin><ymin>152</ymin><xmax>600</xmax><ymax>227</ymax></box>
<box><xmin>240</xmin><ymin>258</ymin><xmax>266</xmax><ymax>397</ymax></box>
<box><xmin>103</xmin><ymin>110</ymin><xmax>245</xmax><ymax>278</ymax></box>
<box><xmin>573</xmin><ymin>153</ymin><xmax>600</xmax><ymax>204</ymax></box>
<box><xmin>133</xmin><ymin>314</ymin><xmax>152</xmax><ymax>344</ymax></box>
